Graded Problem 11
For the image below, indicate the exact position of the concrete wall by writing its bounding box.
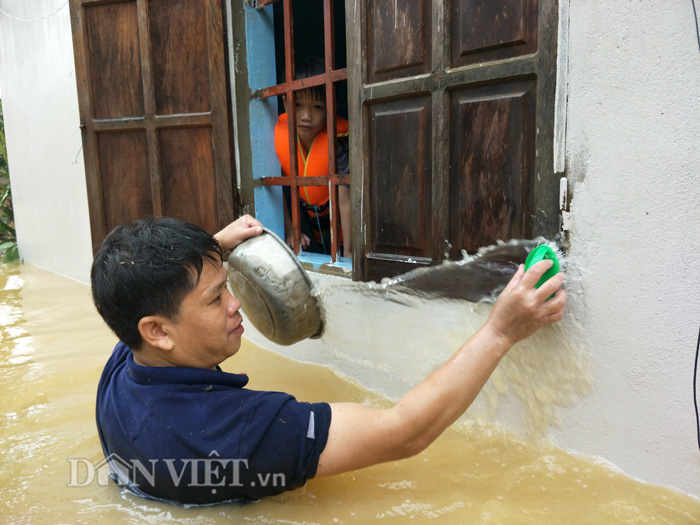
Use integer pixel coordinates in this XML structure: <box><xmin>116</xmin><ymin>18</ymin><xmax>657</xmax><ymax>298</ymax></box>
<box><xmin>555</xmin><ymin>0</ymin><xmax>700</xmax><ymax>497</ymax></box>
<box><xmin>1</xmin><ymin>0</ymin><xmax>699</xmax><ymax>499</ymax></box>
<box><xmin>0</xmin><ymin>0</ymin><xmax>93</xmax><ymax>282</ymax></box>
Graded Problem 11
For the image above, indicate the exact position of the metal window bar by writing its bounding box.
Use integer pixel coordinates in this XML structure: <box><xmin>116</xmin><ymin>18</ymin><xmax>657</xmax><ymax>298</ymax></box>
<box><xmin>254</xmin><ymin>0</ymin><xmax>348</xmax><ymax>262</ymax></box>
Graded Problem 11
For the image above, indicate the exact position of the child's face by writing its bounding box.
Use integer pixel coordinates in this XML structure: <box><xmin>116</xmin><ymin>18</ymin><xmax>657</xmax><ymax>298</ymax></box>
<box><xmin>293</xmin><ymin>91</ymin><xmax>327</xmax><ymax>145</ymax></box>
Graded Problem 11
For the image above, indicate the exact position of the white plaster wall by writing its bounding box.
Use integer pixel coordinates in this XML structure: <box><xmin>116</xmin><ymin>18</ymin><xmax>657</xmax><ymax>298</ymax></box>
<box><xmin>554</xmin><ymin>0</ymin><xmax>700</xmax><ymax>497</ymax></box>
<box><xmin>0</xmin><ymin>0</ymin><xmax>92</xmax><ymax>283</ymax></box>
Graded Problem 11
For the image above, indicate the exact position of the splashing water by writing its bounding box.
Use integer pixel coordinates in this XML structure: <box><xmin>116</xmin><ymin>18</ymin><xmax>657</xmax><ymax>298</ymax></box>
<box><xmin>382</xmin><ymin>238</ymin><xmax>564</xmax><ymax>303</ymax></box>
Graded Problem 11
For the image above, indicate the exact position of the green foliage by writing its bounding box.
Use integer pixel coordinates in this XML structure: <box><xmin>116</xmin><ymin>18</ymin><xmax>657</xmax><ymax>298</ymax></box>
<box><xmin>0</xmin><ymin>99</ymin><xmax>19</xmax><ymax>263</ymax></box>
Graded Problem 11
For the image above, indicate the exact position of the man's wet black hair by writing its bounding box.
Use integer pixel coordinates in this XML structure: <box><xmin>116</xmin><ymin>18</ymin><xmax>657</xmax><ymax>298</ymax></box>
<box><xmin>90</xmin><ymin>217</ymin><xmax>223</xmax><ymax>349</ymax></box>
<box><xmin>295</xmin><ymin>56</ymin><xmax>326</xmax><ymax>101</ymax></box>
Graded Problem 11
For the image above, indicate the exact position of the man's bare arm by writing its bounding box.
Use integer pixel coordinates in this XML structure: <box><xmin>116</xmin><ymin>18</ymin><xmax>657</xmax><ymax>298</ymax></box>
<box><xmin>315</xmin><ymin>260</ymin><xmax>566</xmax><ymax>477</ymax></box>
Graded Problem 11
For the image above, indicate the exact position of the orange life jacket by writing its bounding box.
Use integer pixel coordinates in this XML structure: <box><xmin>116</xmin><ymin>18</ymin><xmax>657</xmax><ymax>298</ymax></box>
<box><xmin>274</xmin><ymin>113</ymin><xmax>349</xmax><ymax>216</ymax></box>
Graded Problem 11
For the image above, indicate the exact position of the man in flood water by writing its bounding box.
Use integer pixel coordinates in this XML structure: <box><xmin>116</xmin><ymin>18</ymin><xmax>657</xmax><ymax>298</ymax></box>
<box><xmin>91</xmin><ymin>215</ymin><xmax>566</xmax><ymax>505</ymax></box>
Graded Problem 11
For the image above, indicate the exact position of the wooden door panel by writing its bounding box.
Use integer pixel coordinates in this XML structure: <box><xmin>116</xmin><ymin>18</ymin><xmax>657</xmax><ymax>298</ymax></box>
<box><xmin>451</xmin><ymin>0</ymin><xmax>538</xmax><ymax>68</ymax></box>
<box><xmin>347</xmin><ymin>0</ymin><xmax>557</xmax><ymax>282</ymax></box>
<box><xmin>97</xmin><ymin>131</ymin><xmax>152</xmax><ymax>229</ymax></box>
<box><xmin>449</xmin><ymin>79</ymin><xmax>536</xmax><ymax>255</ymax></box>
<box><xmin>159</xmin><ymin>127</ymin><xmax>217</xmax><ymax>232</ymax></box>
<box><xmin>150</xmin><ymin>0</ymin><xmax>210</xmax><ymax>115</ymax></box>
<box><xmin>368</xmin><ymin>97</ymin><xmax>432</xmax><ymax>260</ymax></box>
<box><xmin>367</xmin><ymin>0</ymin><xmax>431</xmax><ymax>83</ymax></box>
<box><xmin>85</xmin><ymin>2</ymin><xmax>143</xmax><ymax>119</ymax></box>
<box><xmin>71</xmin><ymin>0</ymin><xmax>236</xmax><ymax>253</ymax></box>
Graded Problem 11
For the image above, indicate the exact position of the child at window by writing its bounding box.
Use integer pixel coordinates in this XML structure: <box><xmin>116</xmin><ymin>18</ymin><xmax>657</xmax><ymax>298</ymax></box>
<box><xmin>274</xmin><ymin>57</ymin><xmax>351</xmax><ymax>258</ymax></box>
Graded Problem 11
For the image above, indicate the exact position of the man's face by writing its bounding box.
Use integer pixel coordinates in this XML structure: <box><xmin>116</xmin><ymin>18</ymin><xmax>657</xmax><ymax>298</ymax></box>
<box><xmin>293</xmin><ymin>91</ymin><xmax>327</xmax><ymax>147</ymax></box>
<box><xmin>167</xmin><ymin>261</ymin><xmax>244</xmax><ymax>369</ymax></box>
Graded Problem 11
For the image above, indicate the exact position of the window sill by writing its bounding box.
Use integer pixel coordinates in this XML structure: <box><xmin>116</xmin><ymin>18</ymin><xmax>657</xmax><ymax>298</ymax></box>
<box><xmin>297</xmin><ymin>251</ymin><xmax>352</xmax><ymax>278</ymax></box>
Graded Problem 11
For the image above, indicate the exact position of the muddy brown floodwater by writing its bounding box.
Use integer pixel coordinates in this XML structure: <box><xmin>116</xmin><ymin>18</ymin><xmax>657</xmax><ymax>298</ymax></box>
<box><xmin>1</xmin><ymin>263</ymin><xmax>699</xmax><ymax>524</ymax></box>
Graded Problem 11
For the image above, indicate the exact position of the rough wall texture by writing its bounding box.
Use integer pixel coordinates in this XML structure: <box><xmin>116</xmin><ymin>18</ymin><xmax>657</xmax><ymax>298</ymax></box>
<box><xmin>555</xmin><ymin>0</ymin><xmax>700</xmax><ymax>497</ymax></box>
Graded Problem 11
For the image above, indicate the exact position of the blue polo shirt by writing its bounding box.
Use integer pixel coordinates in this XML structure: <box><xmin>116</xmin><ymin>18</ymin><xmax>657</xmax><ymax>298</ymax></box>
<box><xmin>96</xmin><ymin>342</ymin><xmax>331</xmax><ymax>505</ymax></box>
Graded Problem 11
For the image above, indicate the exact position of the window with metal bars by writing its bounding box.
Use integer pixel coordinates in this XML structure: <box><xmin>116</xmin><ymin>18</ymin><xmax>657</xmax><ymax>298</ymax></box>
<box><xmin>239</xmin><ymin>0</ymin><xmax>561</xmax><ymax>284</ymax></box>
<box><xmin>253</xmin><ymin>0</ymin><xmax>350</xmax><ymax>263</ymax></box>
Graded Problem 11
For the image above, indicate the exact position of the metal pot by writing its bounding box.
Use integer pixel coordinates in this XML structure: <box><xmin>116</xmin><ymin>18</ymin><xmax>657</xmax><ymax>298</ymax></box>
<box><xmin>227</xmin><ymin>228</ymin><xmax>323</xmax><ymax>346</ymax></box>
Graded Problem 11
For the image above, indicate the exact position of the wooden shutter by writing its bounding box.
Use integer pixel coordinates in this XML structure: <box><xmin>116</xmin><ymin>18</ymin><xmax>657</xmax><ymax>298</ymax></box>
<box><xmin>70</xmin><ymin>0</ymin><xmax>236</xmax><ymax>253</ymax></box>
<box><xmin>347</xmin><ymin>0</ymin><xmax>559</xmax><ymax>281</ymax></box>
